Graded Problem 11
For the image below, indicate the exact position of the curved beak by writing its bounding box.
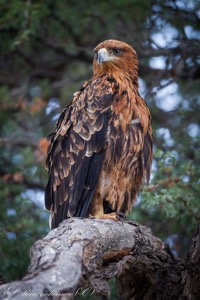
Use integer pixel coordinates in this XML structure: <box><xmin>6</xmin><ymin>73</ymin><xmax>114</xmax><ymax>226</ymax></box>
<box><xmin>97</xmin><ymin>48</ymin><xmax>110</xmax><ymax>64</ymax></box>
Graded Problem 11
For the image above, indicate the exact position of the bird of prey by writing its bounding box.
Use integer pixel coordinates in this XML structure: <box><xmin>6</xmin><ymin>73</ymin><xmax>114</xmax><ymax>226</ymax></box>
<box><xmin>45</xmin><ymin>39</ymin><xmax>153</xmax><ymax>229</ymax></box>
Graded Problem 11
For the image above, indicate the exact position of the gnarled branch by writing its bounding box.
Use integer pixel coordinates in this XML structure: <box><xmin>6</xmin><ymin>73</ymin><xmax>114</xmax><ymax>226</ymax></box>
<box><xmin>0</xmin><ymin>218</ymin><xmax>199</xmax><ymax>300</ymax></box>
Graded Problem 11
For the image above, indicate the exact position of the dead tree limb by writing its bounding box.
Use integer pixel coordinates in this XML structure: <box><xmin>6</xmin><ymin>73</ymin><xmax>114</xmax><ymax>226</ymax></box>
<box><xmin>0</xmin><ymin>218</ymin><xmax>199</xmax><ymax>300</ymax></box>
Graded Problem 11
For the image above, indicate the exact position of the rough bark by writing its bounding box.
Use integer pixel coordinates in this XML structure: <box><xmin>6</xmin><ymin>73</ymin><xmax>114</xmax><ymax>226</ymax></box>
<box><xmin>0</xmin><ymin>218</ymin><xmax>199</xmax><ymax>300</ymax></box>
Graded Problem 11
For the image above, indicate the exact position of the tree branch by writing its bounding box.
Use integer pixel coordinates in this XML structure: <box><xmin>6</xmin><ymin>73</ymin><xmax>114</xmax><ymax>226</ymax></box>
<box><xmin>1</xmin><ymin>218</ymin><xmax>199</xmax><ymax>299</ymax></box>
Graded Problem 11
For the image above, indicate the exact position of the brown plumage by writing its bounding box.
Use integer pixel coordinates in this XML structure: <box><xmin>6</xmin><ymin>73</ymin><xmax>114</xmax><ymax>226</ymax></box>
<box><xmin>45</xmin><ymin>39</ymin><xmax>153</xmax><ymax>229</ymax></box>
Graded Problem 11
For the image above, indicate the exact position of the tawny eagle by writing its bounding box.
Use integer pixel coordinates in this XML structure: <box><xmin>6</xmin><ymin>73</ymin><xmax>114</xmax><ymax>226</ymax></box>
<box><xmin>45</xmin><ymin>39</ymin><xmax>153</xmax><ymax>229</ymax></box>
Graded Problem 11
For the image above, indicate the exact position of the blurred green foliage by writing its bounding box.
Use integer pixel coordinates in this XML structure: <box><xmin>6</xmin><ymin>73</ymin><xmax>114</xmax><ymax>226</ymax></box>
<box><xmin>0</xmin><ymin>0</ymin><xmax>199</xmax><ymax>298</ymax></box>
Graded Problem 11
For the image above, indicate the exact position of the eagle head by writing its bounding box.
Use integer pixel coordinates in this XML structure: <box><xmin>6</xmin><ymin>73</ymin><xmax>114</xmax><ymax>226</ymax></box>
<box><xmin>93</xmin><ymin>39</ymin><xmax>138</xmax><ymax>84</ymax></box>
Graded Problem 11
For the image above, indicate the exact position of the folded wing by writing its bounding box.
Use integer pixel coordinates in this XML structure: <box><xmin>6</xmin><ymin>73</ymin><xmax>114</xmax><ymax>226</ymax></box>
<box><xmin>45</xmin><ymin>79</ymin><xmax>112</xmax><ymax>228</ymax></box>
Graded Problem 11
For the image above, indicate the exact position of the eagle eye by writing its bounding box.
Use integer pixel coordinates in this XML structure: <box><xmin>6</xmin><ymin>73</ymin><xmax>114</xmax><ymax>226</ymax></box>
<box><xmin>113</xmin><ymin>48</ymin><xmax>122</xmax><ymax>56</ymax></box>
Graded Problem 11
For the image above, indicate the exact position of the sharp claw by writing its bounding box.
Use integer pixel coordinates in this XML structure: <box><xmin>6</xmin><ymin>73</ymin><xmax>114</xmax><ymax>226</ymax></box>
<box><xmin>115</xmin><ymin>215</ymin><xmax>124</xmax><ymax>224</ymax></box>
<box><xmin>115</xmin><ymin>212</ymin><xmax>127</xmax><ymax>224</ymax></box>
<box><xmin>116</xmin><ymin>212</ymin><xmax>127</xmax><ymax>220</ymax></box>
<box><xmin>115</xmin><ymin>216</ymin><xmax>123</xmax><ymax>224</ymax></box>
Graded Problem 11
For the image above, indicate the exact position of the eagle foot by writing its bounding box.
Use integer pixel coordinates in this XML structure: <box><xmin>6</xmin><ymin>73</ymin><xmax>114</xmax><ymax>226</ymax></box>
<box><xmin>113</xmin><ymin>212</ymin><xmax>127</xmax><ymax>223</ymax></box>
<box><xmin>90</xmin><ymin>212</ymin><xmax>126</xmax><ymax>223</ymax></box>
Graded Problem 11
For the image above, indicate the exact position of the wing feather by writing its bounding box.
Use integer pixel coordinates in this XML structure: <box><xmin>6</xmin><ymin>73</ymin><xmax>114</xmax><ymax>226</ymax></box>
<box><xmin>143</xmin><ymin>127</ymin><xmax>153</xmax><ymax>183</ymax></box>
<box><xmin>45</xmin><ymin>78</ymin><xmax>112</xmax><ymax>228</ymax></box>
